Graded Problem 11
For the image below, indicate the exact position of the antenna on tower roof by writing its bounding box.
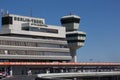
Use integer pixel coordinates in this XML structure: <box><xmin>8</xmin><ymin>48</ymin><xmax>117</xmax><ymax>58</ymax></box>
<box><xmin>1</xmin><ymin>9</ymin><xmax>9</xmax><ymax>16</ymax></box>
<box><xmin>69</xmin><ymin>12</ymin><xmax>74</xmax><ymax>15</ymax></box>
<box><xmin>30</xmin><ymin>8</ymin><xmax>32</xmax><ymax>17</ymax></box>
<box><xmin>1</xmin><ymin>9</ymin><xmax>4</xmax><ymax>16</ymax></box>
<box><xmin>6</xmin><ymin>10</ymin><xmax>9</xmax><ymax>15</ymax></box>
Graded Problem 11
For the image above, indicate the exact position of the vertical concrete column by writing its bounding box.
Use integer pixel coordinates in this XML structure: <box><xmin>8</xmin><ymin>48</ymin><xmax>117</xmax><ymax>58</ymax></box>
<box><xmin>70</xmin><ymin>49</ymin><xmax>77</xmax><ymax>62</ymax></box>
<box><xmin>10</xmin><ymin>66</ymin><xmax>13</xmax><ymax>76</ymax></box>
<box><xmin>46</xmin><ymin>69</ymin><xmax>50</xmax><ymax>74</ymax></box>
<box><xmin>61</xmin><ymin>69</ymin><xmax>64</xmax><ymax>73</ymax></box>
<box><xmin>73</xmin><ymin>78</ymin><xmax>77</xmax><ymax>80</ymax></box>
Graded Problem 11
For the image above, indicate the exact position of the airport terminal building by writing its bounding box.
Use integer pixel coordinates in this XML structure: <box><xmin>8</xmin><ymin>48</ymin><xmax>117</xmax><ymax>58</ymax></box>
<box><xmin>0</xmin><ymin>13</ymin><xmax>86</xmax><ymax>75</ymax></box>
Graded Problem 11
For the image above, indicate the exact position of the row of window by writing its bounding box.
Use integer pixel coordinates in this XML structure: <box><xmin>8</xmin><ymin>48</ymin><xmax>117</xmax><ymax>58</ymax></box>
<box><xmin>67</xmin><ymin>40</ymin><xmax>85</xmax><ymax>43</ymax></box>
<box><xmin>0</xmin><ymin>40</ymin><xmax>67</xmax><ymax>48</ymax></box>
<box><xmin>66</xmin><ymin>33</ymin><xmax>86</xmax><ymax>37</ymax></box>
<box><xmin>0</xmin><ymin>59</ymin><xmax>68</xmax><ymax>62</ymax></box>
<box><xmin>0</xmin><ymin>50</ymin><xmax>70</xmax><ymax>56</ymax></box>
<box><xmin>61</xmin><ymin>17</ymin><xmax>80</xmax><ymax>24</ymax></box>
<box><xmin>22</xmin><ymin>26</ymin><xmax>58</xmax><ymax>34</ymax></box>
<box><xmin>1</xmin><ymin>34</ymin><xmax>66</xmax><ymax>41</ymax></box>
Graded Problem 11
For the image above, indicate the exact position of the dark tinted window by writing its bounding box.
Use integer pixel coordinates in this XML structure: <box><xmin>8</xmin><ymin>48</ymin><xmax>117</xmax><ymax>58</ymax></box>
<box><xmin>67</xmin><ymin>40</ymin><xmax>85</xmax><ymax>43</ymax></box>
<box><xmin>2</xmin><ymin>16</ymin><xmax>13</xmax><ymax>25</ymax></box>
<box><xmin>22</xmin><ymin>26</ymin><xmax>58</xmax><ymax>34</ymax></box>
<box><xmin>40</xmin><ymin>28</ymin><xmax>58</xmax><ymax>33</ymax></box>
<box><xmin>66</xmin><ymin>33</ymin><xmax>86</xmax><ymax>37</ymax></box>
<box><xmin>61</xmin><ymin>17</ymin><xmax>80</xmax><ymax>24</ymax></box>
<box><xmin>22</xmin><ymin>26</ymin><xmax>29</xmax><ymax>31</ymax></box>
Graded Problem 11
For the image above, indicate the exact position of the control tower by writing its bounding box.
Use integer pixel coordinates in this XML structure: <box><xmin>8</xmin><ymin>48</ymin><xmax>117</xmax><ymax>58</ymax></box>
<box><xmin>61</xmin><ymin>14</ymin><xmax>86</xmax><ymax>62</ymax></box>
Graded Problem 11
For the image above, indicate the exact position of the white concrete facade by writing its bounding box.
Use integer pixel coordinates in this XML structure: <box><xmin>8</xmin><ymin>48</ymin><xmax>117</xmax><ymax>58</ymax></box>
<box><xmin>0</xmin><ymin>14</ymin><xmax>71</xmax><ymax>62</ymax></box>
<box><xmin>1</xmin><ymin>14</ymin><xmax>66</xmax><ymax>38</ymax></box>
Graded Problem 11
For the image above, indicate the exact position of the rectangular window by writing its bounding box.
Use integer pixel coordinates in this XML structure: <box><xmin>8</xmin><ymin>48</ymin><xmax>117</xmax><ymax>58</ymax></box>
<box><xmin>14</xmin><ymin>17</ymin><xmax>17</xmax><ymax>21</ymax></box>
<box><xmin>66</xmin><ymin>33</ymin><xmax>86</xmax><ymax>37</ymax></box>
<box><xmin>67</xmin><ymin>40</ymin><xmax>85</xmax><ymax>43</ymax></box>
<box><xmin>40</xmin><ymin>28</ymin><xmax>58</xmax><ymax>33</ymax></box>
<box><xmin>22</xmin><ymin>26</ymin><xmax>30</xmax><ymax>31</ymax></box>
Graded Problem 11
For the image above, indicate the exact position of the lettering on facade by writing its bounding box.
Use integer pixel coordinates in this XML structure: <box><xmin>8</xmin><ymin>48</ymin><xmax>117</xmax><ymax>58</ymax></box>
<box><xmin>14</xmin><ymin>16</ymin><xmax>44</xmax><ymax>26</ymax></box>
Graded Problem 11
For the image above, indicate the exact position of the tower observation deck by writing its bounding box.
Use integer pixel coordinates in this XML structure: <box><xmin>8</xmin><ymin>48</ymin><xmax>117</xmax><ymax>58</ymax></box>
<box><xmin>61</xmin><ymin>14</ymin><xmax>86</xmax><ymax>62</ymax></box>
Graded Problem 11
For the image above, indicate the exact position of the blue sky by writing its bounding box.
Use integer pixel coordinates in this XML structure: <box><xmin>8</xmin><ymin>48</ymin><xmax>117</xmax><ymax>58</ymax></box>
<box><xmin>0</xmin><ymin>0</ymin><xmax>120</xmax><ymax>62</ymax></box>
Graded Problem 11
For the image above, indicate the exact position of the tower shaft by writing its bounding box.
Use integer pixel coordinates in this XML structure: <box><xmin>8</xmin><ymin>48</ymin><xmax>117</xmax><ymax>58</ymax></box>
<box><xmin>70</xmin><ymin>49</ymin><xmax>77</xmax><ymax>62</ymax></box>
